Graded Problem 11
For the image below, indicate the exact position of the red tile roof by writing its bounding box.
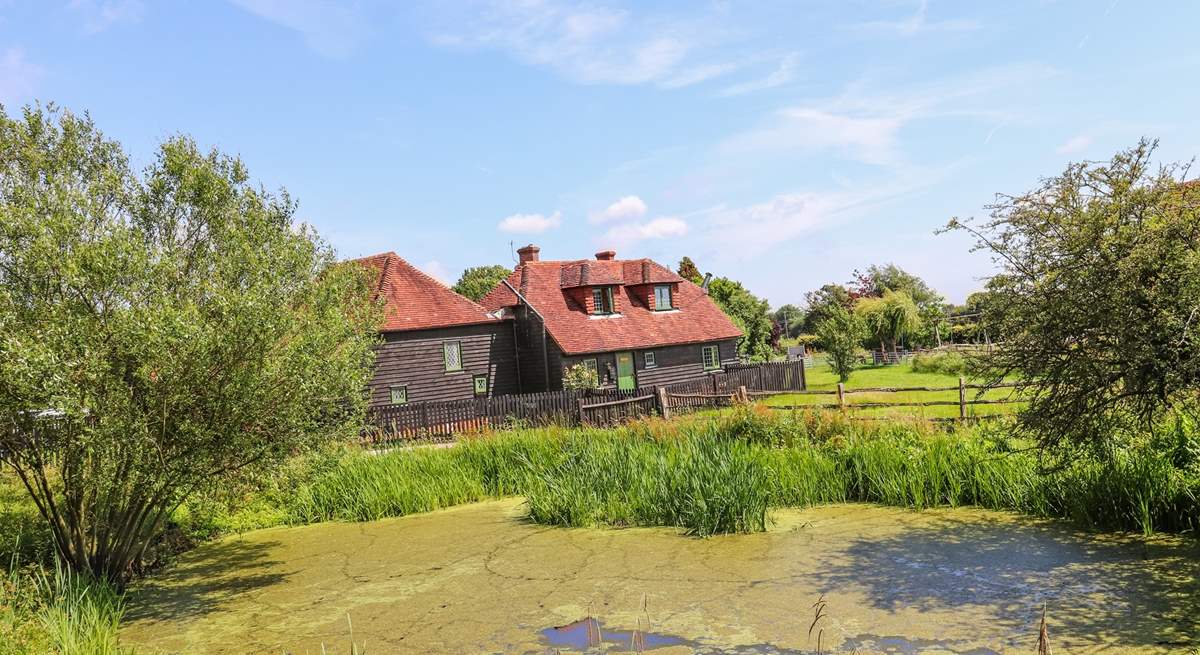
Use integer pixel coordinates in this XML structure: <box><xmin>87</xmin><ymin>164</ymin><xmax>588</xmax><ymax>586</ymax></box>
<box><xmin>480</xmin><ymin>256</ymin><xmax>741</xmax><ymax>355</ymax></box>
<box><xmin>351</xmin><ymin>252</ymin><xmax>500</xmax><ymax>332</ymax></box>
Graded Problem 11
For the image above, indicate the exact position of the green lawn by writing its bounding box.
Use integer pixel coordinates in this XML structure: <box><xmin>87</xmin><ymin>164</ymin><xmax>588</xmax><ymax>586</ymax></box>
<box><xmin>761</xmin><ymin>361</ymin><xmax>1027</xmax><ymax>420</ymax></box>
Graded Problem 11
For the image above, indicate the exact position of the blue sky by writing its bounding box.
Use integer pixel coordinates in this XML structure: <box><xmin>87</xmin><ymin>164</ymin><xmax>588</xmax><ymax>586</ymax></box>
<box><xmin>2</xmin><ymin>1</ymin><xmax>1198</xmax><ymax>305</ymax></box>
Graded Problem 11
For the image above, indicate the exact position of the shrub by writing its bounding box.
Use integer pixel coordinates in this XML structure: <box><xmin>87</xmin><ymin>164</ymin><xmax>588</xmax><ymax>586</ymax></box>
<box><xmin>911</xmin><ymin>351</ymin><xmax>969</xmax><ymax>376</ymax></box>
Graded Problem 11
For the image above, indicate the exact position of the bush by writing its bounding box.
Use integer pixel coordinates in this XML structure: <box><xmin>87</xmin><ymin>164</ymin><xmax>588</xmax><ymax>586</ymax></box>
<box><xmin>911</xmin><ymin>351</ymin><xmax>969</xmax><ymax>376</ymax></box>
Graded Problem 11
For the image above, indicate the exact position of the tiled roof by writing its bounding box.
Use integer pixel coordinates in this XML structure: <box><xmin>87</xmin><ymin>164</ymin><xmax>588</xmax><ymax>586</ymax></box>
<box><xmin>480</xmin><ymin>257</ymin><xmax>741</xmax><ymax>355</ymax></box>
<box><xmin>350</xmin><ymin>252</ymin><xmax>499</xmax><ymax>332</ymax></box>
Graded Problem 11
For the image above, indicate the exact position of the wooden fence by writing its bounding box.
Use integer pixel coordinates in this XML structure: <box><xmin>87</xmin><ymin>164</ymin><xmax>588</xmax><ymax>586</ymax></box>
<box><xmin>766</xmin><ymin>378</ymin><xmax>1025</xmax><ymax>422</ymax></box>
<box><xmin>365</xmin><ymin>360</ymin><xmax>807</xmax><ymax>444</ymax></box>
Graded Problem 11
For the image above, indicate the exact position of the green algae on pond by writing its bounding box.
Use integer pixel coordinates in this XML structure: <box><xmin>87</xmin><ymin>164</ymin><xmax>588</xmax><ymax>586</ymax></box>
<box><xmin>122</xmin><ymin>499</ymin><xmax>1200</xmax><ymax>654</ymax></box>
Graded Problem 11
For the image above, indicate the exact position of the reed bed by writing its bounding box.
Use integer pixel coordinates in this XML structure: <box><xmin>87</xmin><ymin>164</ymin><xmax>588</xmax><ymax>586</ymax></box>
<box><xmin>279</xmin><ymin>406</ymin><xmax>1199</xmax><ymax>537</ymax></box>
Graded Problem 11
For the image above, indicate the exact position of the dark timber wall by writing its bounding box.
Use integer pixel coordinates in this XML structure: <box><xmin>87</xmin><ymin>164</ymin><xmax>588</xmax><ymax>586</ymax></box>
<box><xmin>368</xmin><ymin>322</ymin><xmax>519</xmax><ymax>407</ymax></box>
<box><xmin>559</xmin><ymin>338</ymin><xmax>739</xmax><ymax>390</ymax></box>
<box><xmin>511</xmin><ymin>305</ymin><xmax>565</xmax><ymax>393</ymax></box>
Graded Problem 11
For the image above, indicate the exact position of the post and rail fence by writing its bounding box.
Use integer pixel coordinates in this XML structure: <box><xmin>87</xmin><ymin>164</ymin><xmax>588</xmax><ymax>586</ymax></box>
<box><xmin>766</xmin><ymin>377</ymin><xmax>1026</xmax><ymax>422</ymax></box>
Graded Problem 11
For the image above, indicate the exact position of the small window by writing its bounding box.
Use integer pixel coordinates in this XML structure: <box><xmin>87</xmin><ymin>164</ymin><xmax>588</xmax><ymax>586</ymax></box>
<box><xmin>473</xmin><ymin>375</ymin><xmax>488</xmax><ymax>396</ymax></box>
<box><xmin>591</xmin><ymin>287</ymin><xmax>615</xmax><ymax>314</ymax></box>
<box><xmin>443</xmin><ymin>341</ymin><xmax>463</xmax><ymax>372</ymax></box>
<box><xmin>654</xmin><ymin>285</ymin><xmax>672</xmax><ymax>310</ymax></box>
<box><xmin>644</xmin><ymin>352</ymin><xmax>656</xmax><ymax>368</ymax></box>
<box><xmin>389</xmin><ymin>385</ymin><xmax>408</xmax><ymax>405</ymax></box>
<box><xmin>583</xmin><ymin>358</ymin><xmax>598</xmax><ymax>374</ymax></box>
<box><xmin>702</xmin><ymin>345</ymin><xmax>721</xmax><ymax>370</ymax></box>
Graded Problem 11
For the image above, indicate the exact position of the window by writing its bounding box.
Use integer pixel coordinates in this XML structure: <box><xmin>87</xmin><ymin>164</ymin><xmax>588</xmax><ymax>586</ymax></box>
<box><xmin>473</xmin><ymin>375</ymin><xmax>488</xmax><ymax>396</ymax></box>
<box><xmin>591</xmin><ymin>287</ymin><xmax>615</xmax><ymax>314</ymax></box>
<box><xmin>654</xmin><ymin>285</ymin><xmax>673</xmax><ymax>310</ymax></box>
<box><xmin>583</xmin><ymin>358</ymin><xmax>598</xmax><ymax>375</ymax></box>
<box><xmin>389</xmin><ymin>385</ymin><xmax>408</xmax><ymax>405</ymax></box>
<box><xmin>443</xmin><ymin>341</ymin><xmax>462</xmax><ymax>372</ymax></box>
<box><xmin>644</xmin><ymin>352</ymin><xmax>656</xmax><ymax>368</ymax></box>
<box><xmin>702</xmin><ymin>345</ymin><xmax>721</xmax><ymax>370</ymax></box>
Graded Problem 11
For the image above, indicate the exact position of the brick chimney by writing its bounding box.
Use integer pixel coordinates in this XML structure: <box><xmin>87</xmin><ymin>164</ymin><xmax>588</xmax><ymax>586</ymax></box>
<box><xmin>595</xmin><ymin>250</ymin><xmax>616</xmax><ymax>261</ymax></box>
<box><xmin>517</xmin><ymin>244</ymin><xmax>540</xmax><ymax>264</ymax></box>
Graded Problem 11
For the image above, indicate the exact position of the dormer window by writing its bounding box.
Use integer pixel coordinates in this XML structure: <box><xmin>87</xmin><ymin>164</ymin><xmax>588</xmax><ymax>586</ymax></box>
<box><xmin>654</xmin><ymin>285</ymin><xmax>673</xmax><ymax>310</ymax></box>
<box><xmin>591</xmin><ymin>286</ymin><xmax>615</xmax><ymax>314</ymax></box>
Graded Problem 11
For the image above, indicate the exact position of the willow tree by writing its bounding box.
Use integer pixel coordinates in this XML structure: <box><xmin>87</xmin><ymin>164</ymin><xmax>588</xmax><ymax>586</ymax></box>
<box><xmin>0</xmin><ymin>105</ymin><xmax>379</xmax><ymax>585</ymax></box>
<box><xmin>854</xmin><ymin>290</ymin><xmax>922</xmax><ymax>356</ymax></box>
<box><xmin>947</xmin><ymin>140</ymin><xmax>1200</xmax><ymax>454</ymax></box>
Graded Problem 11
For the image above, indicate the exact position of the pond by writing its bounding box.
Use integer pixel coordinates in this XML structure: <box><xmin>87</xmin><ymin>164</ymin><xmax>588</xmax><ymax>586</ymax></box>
<box><xmin>122</xmin><ymin>499</ymin><xmax>1199</xmax><ymax>654</ymax></box>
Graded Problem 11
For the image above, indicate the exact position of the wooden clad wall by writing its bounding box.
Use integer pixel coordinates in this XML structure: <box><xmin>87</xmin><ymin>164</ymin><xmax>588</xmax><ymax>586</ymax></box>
<box><xmin>558</xmin><ymin>339</ymin><xmax>739</xmax><ymax>390</ymax></box>
<box><xmin>369</xmin><ymin>322</ymin><xmax>519</xmax><ymax>407</ymax></box>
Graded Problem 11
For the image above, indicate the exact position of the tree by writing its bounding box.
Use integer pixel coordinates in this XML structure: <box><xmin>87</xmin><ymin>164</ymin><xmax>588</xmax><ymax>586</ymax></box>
<box><xmin>677</xmin><ymin>256</ymin><xmax>703</xmax><ymax>285</ymax></box>
<box><xmin>452</xmin><ymin>264</ymin><xmax>510</xmax><ymax>301</ymax></box>
<box><xmin>707</xmin><ymin>277</ymin><xmax>773</xmax><ymax>361</ymax></box>
<box><xmin>816</xmin><ymin>306</ymin><xmax>866</xmax><ymax>382</ymax></box>
<box><xmin>850</xmin><ymin>264</ymin><xmax>945</xmax><ymax>347</ymax></box>
<box><xmin>854</xmin><ymin>290</ymin><xmax>922</xmax><ymax>355</ymax></box>
<box><xmin>946</xmin><ymin>139</ymin><xmax>1200</xmax><ymax>454</ymax></box>
<box><xmin>801</xmin><ymin>284</ymin><xmax>852</xmax><ymax>333</ymax></box>
<box><xmin>772</xmin><ymin>304</ymin><xmax>805</xmax><ymax>339</ymax></box>
<box><xmin>0</xmin><ymin>106</ymin><xmax>379</xmax><ymax>585</ymax></box>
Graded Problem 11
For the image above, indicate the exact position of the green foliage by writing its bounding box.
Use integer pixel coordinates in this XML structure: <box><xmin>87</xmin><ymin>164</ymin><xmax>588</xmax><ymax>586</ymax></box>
<box><xmin>2</xmin><ymin>559</ymin><xmax>129</xmax><ymax>655</ymax></box>
<box><xmin>801</xmin><ymin>284</ymin><xmax>851</xmax><ymax>333</ymax></box>
<box><xmin>910</xmin><ymin>351</ymin><xmax>969</xmax><ymax>376</ymax></box>
<box><xmin>772</xmin><ymin>304</ymin><xmax>805</xmax><ymax>339</ymax></box>
<box><xmin>947</xmin><ymin>140</ymin><xmax>1200</xmax><ymax>453</ymax></box>
<box><xmin>0</xmin><ymin>105</ymin><xmax>379</xmax><ymax>585</ymax></box>
<box><xmin>676</xmin><ymin>256</ymin><xmax>702</xmax><ymax>284</ymax></box>
<box><xmin>707</xmin><ymin>277</ymin><xmax>773</xmax><ymax>361</ymax></box>
<box><xmin>815</xmin><ymin>305</ymin><xmax>867</xmax><ymax>382</ymax></box>
<box><xmin>562</xmin><ymin>362</ymin><xmax>599</xmax><ymax>391</ymax></box>
<box><xmin>451</xmin><ymin>264</ymin><xmax>510</xmax><ymax>301</ymax></box>
<box><xmin>854</xmin><ymin>290</ymin><xmax>923</xmax><ymax>353</ymax></box>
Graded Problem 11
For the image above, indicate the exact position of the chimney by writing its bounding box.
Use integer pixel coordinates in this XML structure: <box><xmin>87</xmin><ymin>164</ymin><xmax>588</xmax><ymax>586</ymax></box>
<box><xmin>595</xmin><ymin>250</ymin><xmax>616</xmax><ymax>261</ymax></box>
<box><xmin>517</xmin><ymin>244</ymin><xmax>540</xmax><ymax>264</ymax></box>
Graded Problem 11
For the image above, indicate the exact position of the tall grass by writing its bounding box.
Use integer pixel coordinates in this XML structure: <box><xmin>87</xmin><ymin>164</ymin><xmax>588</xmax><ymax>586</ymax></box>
<box><xmin>275</xmin><ymin>406</ymin><xmax>1200</xmax><ymax>537</ymax></box>
<box><xmin>2</xmin><ymin>555</ymin><xmax>130</xmax><ymax>655</ymax></box>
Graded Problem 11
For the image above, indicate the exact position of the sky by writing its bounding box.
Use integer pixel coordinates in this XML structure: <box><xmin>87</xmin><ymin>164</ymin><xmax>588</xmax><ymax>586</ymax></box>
<box><xmin>2</xmin><ymin>1</ymin><xmax>1199</xmax><ymax>306</ymax></box>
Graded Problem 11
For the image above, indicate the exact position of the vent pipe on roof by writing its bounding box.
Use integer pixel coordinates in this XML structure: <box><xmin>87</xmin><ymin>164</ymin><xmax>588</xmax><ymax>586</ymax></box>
<box><xmin>701</xmin><ymin>272</ymin><xmax>713</xmax><ymax>292</ymax></box>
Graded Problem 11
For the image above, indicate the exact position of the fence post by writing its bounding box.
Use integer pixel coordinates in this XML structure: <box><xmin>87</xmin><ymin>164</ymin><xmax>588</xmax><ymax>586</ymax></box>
<box><xmin>958</xmin><ymin>376</ymin><xmax>967</xmax><ymax>422</ymax></box>
<box><xmin>577</xmin><ymin>398</ymin><xmax>586</xmax><ymax>426</ymax></box>
<box><xmin>836</xmin><ymin>383</ymin><xmax>846</xmax><ymax>413</ymax></box>
<box><xmin>799</xmin><ymin>359</ymin><xmax>807</xmax><ymax>390</ymax></box>
<box><xmin>711</xmin><ymin>374</ymin><xmax>719</xmax><ymax>395</ymax></box>
<box><xmin>656</xmin><ymin>386</ymin><xmax>671</xmax><ymax>421</ymax></box>
<box><xmin>737</xmin><ymin>385</ymin><xmax>749</xmax><ymax>404</ymax></box>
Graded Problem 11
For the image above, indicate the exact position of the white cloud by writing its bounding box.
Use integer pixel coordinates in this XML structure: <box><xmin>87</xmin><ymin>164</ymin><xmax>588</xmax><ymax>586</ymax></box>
<box><xmin>429</xmin><ymin>1</ymin><xmax>732</xmax><ymax>88</ymax></box>
<box><xmin>590</xmin><ymin>195</ymin><xmax>647</xmax><ymax>223</ymax></box>
<box><xmin>229</xmin><ymin>0</ymin><xmax>366</xmax><ymax>58</ymax></box>
<box><xmin>602</xmin><ymin>216</ymin><xmax>688</xmax><ymax>245</ymax></box>
<box><xmin>0</xmin><ymin>48</ymin><xmax>42</xmax><ymax>105</ymax></box>
<box><xmin>850</xmin><ymin>0</ymin><xmax>980</xmax><ymax>37</ymax></box>
<box><xmin>421</xmin><ymin>259</ymin><xmax>452</xmax><ymax>284</ymax></box>
<box><xmin>1056</xmin><ymin>134</ymin><xmax>1093</xmax><ymax>155</ymax></box>
<box><xmin>498</xmin><ymin>210</ymin><xmax>563</xmax><ymax>234</ymax></box>
<box><xmin>718</xmin><ymin>51</ymin><xmax>800</xmax><ymax>97</ymax></box>
<box><xmin>721</xmin><ymin>107</ymin><xmax>904</xmax><ymax>166</ymax></box>
<box><xmin>69</xmin><ymin>0</ymin><xmax>144</xmax><ymax>33</ymax></box>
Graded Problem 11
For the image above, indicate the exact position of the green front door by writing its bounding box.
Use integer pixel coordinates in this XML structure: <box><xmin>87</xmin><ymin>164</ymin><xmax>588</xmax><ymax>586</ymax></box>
<box><xmin>616</xmin><ymin>351</ymin><xmax>636</xmax><ymax>390</ymax></box>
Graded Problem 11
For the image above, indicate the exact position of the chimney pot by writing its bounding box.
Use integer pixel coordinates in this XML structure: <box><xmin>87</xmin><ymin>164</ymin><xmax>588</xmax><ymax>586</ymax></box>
<box><xmin>595</xmin><ymin>250</ymin><xmax>616</xmax><ymax>261</ymax></box>
<box><xmin>517</xmin><ymin>244</ymin><xmax>540</xmax><ymax>264</ymax></box>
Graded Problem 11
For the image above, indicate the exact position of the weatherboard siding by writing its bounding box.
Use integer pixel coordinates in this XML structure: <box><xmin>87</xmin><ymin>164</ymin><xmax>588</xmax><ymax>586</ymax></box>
<box><xmin>369</xmin><ymin>323</ymin><xmax>518</xmax><ymax>406</ymax></box>
<box><xmin>559</xmin><ymin>339</ymin><xmax>739</xmax><ymax>390</ymax></box>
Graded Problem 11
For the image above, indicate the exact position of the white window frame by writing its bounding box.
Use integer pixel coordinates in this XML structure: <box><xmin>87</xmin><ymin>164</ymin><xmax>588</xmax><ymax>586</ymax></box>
<box><xmin>443</xmin><ymin>340</ymin><xmax>463</xmax><ymax>372</ymax></box>
<box><xmin>654</xmin><ymin>285</ymin><xmax>672</xmax><ymax>310</ymax></box>
<box><xmin>644</xmin><ymin>351</ymin><xmax>656</xmax><ymax>368</ymax></box>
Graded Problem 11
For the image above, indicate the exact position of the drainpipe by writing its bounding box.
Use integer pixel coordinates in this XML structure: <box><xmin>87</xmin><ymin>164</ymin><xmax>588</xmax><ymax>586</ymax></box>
<box><xmin>502</xmin><ymin>279</ymin><xmax>551</xmax><ymax>391</ymax></box>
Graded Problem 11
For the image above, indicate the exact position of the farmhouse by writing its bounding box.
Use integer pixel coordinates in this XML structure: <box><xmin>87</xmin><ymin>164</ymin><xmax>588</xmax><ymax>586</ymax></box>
<box><xmin>353</xmin><ymin>252</ymin><xmax>519</xmax><ymax>407</ymax></box>
<box><xmin>480</xmin><ymin>245</ymin><xmax>743</xmax><ymax>392</ymax></box>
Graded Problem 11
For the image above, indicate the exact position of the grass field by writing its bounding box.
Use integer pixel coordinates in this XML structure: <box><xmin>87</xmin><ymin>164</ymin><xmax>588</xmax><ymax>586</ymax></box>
<box><xmin>760</xmin><ymin>360</ymin><xmax>1028</xmax><ymax>420</ymax></box>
